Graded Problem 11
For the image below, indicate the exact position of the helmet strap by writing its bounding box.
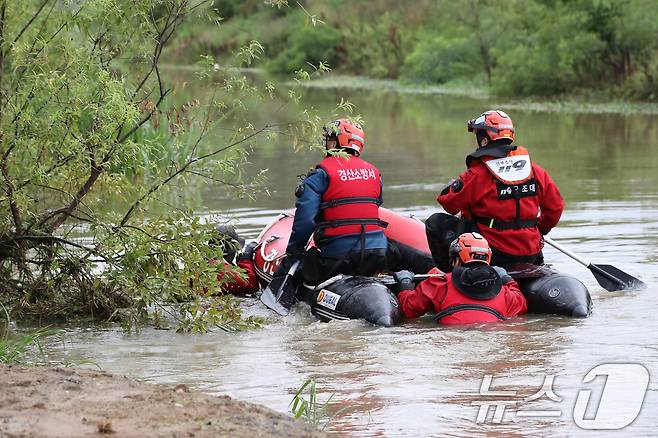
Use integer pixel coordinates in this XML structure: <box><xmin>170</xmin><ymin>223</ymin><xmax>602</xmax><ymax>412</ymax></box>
<box><xmin>345</xmin><ymin>147</ymin><xmax>358</xmax><ymax>157</ymax></box>
<box><xmin>323</xmin><ymin>133</ymin><xmax>338</xmax><ymax>149</ymax></box>
<box><xmin>476</xmin><ymin>131</ymin><xmax>489</xmax><ymax>148</ymax></box>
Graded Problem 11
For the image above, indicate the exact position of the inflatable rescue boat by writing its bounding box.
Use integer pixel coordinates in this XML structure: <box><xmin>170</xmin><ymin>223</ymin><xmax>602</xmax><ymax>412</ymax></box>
<box><xmin>251</xmin><ymin>209</ymin><xmax>592</xmax><ymax>326</ymax></box>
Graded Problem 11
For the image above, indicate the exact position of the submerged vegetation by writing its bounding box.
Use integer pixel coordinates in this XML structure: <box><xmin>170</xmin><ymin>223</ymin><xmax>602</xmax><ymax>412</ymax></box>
<box><xmin>0</xmin><ymin>306</ymin><xmax>63</xmax><ymax>365</ymax></box>
<box><xmin>0</xmin><ymin>326</ymin><xmax>62</xmax><ymax>365</ymax></box>
<box><xmin>0</xmin><ymin>0</ymin><xmax>343</xmax><ymax>331</ymax></box>
<box><xmin>179</xmin><ymin>0</ymin><xmax>658</xmax><ymax>100</ymax></box>
<box><xmin>289</xmin><ymin>378</ymin><xmax>349</xmax><ymax>430</ymax></box>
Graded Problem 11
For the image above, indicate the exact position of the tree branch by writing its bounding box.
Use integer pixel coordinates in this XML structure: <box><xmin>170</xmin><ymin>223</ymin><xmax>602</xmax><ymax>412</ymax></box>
<box><xmin>183</xmin><ymin>169</ymin><xmax>243</xmax><ymax>189</ymax></box>
<box><xmin>39</xmin><ymin>151</ymin><xmax>102</xmax><ymax>232</ymax></box>
<box><xmin>12</xmin><ymin>234</ymin><xmax>99</xmax><ymax>254</ymax></box>
<box><xmin>0</xmin><ymin>1</ymin><xmax>7</xmax><ymax>102</ymax></box>
<box><xmin>12</xmin><ymin>5</ymin><xmax>82</xmax><ymax>89</ymax></box>
<box><xmin>131</xmin><ymin>2</ymin><xmax>178</xmax><ymax>101</ymax></box>
<box><xmin>114</xmin><ymin>88</ymin><xmax>170</xmax><ymax>147</ymax></box>
<box><xmin>1</xmin><ymin>152</ymin><xmax>22</xmax><ymax>233</ymax></box>
<box><xmin>10</xmin><ymin>0</ymin><xmax>51</xmax><ymax>48</ymax></box>
<box><xmin>117</xmin><ymin>125</ymin><xmax>269</xmax><ymax>228</ymax></box>
<box><xmin>118</xmin><ymin>225</ymin><xmax>174</xmax><ymax>243</ymax></box>
<box><xmin>18</xmin><ymin>152</ymin><xmax>75</xmax><ymax>190</ymax></box>
<box><xmin>30</xmin><ymin>183</ymin><xmax>96</xmax><ymax>221</ymax></box>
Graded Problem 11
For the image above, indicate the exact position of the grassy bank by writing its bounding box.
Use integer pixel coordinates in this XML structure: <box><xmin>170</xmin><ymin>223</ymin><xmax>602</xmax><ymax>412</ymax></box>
<box><xmin>298</xmin><ymin>75</ymin><xmax>658</xmax><ymax>115</ymax></box>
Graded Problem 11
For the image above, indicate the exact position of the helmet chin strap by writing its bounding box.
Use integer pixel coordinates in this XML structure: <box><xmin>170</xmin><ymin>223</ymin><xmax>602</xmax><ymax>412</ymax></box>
<box><xmin>476</xmin><ymin>131</ymin><xmax>489</xmax><ymax>148</ymax></box>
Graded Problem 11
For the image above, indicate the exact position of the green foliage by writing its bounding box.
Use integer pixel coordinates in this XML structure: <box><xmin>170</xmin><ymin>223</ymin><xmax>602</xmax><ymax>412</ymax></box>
<box><xmin>268</xmin><ymin>19</ymin><xmax>341</xmax><ymax>74</ymax></box>
<box><xmin>177</xmin><ymin>0</ymin><xmax>658</xmax><ymax>98</ymax></box>
<box><xmin>403</xmin><ymin>36</ymin><xmax>482</xmax><ymax>84</ymax></box>
<box><xmin>337</xmin><ymin>11</ymin><xmax>414</xmax><ymax>79</ymax></box>
<box><xmin>289</xmin><ymin>378</ymin><xmax>349</xmax><ymax>430</ymax></box>
<box><xmin>490</xmin><ymin>2</ymin><xmax>606</xmax><ymax>96</ymax></box>
<box><xmin>0</xmin><ymin>305</ymin><xmax>97</xmax><ymax>366</ymax></box>
<box><xmin>99</xmin><ymin>215</ymin><xmax>264</xmax><ymax>332</ymax></box>
<box><xmin>0</xmin><ymin>0</ymin><xmax>330</xmax><ymax>331</ymax></box>
<box><xmin>0</xmin><ymin>323</ymin><xmax>63</xmax><ymax>365</ymax></box>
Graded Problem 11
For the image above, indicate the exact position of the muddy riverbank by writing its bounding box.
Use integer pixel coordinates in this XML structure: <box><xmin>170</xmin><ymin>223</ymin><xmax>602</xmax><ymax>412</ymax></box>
<box><xmin>0</xmin><ymin>364</ymin><xmax>327</xmax><ymax>437</ymax></box>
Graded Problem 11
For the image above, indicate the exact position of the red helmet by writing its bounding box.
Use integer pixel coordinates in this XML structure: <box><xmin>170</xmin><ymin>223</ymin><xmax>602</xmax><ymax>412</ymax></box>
<box><xmin>467</xmin><ymin>110</ymin><xmax>514</xmax><ymax>143</ymax></box>
<box><xmin>449</xmin><ymin>232</ymin><xmax>492</xmax><ymax>265</ymax></box>
<box><xmin>323</xmin><ymin>119</ymin><xmax>365</xmax><ymax>155</ymax></box>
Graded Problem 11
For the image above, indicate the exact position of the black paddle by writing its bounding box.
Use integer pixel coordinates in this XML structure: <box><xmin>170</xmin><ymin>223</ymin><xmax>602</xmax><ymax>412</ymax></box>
<box><xmin>378</xmin><ymin>273</ymin><xmax>444</xmax><ymax>286</ymax></box>
<box><xmin>544</xmin><ymin>236</ymin><xmax>645</xmax><ymax>291</ymax></box>
<box><xmin>260</xmin><ymin>260</ymin><xmax>301</xmax><ymax>316</ymax></box>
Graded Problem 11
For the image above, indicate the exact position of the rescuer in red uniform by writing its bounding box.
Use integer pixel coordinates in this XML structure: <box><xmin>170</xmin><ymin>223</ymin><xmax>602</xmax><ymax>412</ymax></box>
<box><xmin>426</xmin><ymin>110</ymin><xmax>564</xmax><ymax>271</ymax></box>
<box><xmin>393</xmin><ymin>232</ymin><xmax>527</xmax><ymax>324</ymax></box>
<box><xmin>209</xmin><ymin>225</ymin><xmax>259</xmax><ymax>294</ymax></box>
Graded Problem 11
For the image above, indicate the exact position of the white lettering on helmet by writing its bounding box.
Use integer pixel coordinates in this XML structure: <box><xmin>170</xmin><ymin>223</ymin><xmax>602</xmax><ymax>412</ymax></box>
<box><xmin>470</xmin><ymin>246</ymin><xmax>490</xmax><ymax>253</ymax></box>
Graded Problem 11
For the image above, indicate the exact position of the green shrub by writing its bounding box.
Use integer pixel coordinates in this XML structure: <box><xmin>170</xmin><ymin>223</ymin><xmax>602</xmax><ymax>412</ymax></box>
<box><xmin>268</xmin><ymin>21</ymin><xmax>341</xmax><ymax>74</ymax></box>
<box><xmin>490</xmin><ymin>3</ymin><xmax>605</xmax><ymax>96</ymax></box>
<box><xmin>403</xmin><ymin>35</ymin><xmax>481</xmax><ymax>84</ymax></box>
<box><xmin>339</xmin><ymin>12</ymin><xmax>415</xmax><ymax>79</ymax></box>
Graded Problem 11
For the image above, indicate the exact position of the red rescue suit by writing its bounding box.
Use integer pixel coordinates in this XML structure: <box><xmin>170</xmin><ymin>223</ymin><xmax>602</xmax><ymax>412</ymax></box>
<box><xmin>214</xmin><ymin>259</ymin><xmax>259</xmax><ymax>295</ymax></box>
<box><xmin>315</xmin><ymin>155</ymin><xmax>386</xmax><ymax>240</ymax></box>
<box><xmin>398</xmin><ymin>268</ymin><xmax>527</xmax><ymax>324</ymax></box>
<box><xmin>438</xmin><ymin>146</ymin><xmax>563</xmax><ymax>257</ymax></box>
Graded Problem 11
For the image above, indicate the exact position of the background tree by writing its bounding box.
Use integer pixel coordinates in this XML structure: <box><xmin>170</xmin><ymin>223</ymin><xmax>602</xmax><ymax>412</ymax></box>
<box><xmin>188</xmin><ymin>0</ymin><xmax>658</xmax><ymax>99</ymax></box>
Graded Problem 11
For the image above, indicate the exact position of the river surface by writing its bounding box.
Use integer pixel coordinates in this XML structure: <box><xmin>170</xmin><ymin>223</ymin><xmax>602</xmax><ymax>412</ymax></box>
<box><xmin>44</xmin><ymin>85</ymin><xmax>658</xmax><ymax>437</ymax></box>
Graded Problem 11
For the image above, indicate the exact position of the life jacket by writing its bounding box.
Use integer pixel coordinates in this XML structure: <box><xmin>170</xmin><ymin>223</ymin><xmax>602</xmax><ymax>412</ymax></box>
<box><xmin>315</xmin><ymin>155</ymin><xmax>386</xmax><ymax>241</ymax></box>
<box><xmin>472</xmin><ymin>146</ymin><xmax>540</xmax><ymax>231</ymax></box>
<box><xmin>434</xmin><ymin>272</ymin><xmax>510</xmax><ymax>324</ymax></box>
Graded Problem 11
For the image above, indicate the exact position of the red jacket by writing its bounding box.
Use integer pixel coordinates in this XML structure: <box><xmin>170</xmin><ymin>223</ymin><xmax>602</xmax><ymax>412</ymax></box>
<box><xmin>316</xmin><ymin>155</ymin><xmax>384</xmax><ymax>239</ymax></box>
<box><xmin>213</xmin><ymin>259</ymin><xmax>259</xmax><ymax>294</ymax></box>
<box><xmin>438</xmin><ymin>149</ymin><xmax>563</xmax><ymax>257</ymax></box>
<box><xmin>398</xmin><ymin>268</ymin><xmax>527</xmax><ymax>324</ymax></box>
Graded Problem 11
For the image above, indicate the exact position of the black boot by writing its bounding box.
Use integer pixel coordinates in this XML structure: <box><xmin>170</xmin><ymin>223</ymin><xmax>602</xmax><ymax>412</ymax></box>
<box><xmin>425</xmin><ymin>212</ymin><xmax>461</xmax><ymax>272</ymax></box>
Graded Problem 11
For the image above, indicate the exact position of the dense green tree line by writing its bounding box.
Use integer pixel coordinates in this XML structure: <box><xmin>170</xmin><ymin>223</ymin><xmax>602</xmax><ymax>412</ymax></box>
<box><xmin>191</xmin><ymin>0</ymin><xmax>658</xmax><ymax>99</ymax></box>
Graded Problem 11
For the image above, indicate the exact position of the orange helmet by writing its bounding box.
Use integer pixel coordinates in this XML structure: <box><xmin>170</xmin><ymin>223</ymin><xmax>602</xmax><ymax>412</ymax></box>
<box><xmin>449</xmin><ymin>232</ymin><xmax>492</xmax><ymax>265</ymax></box>
<box><xmin>467</xmin><ymin>110</ymin><xmax>514</xmax><ymax>143</ymax></box>
<box><xmin>323</xmin><ymin>119</ymin><xmax>365</xmax><ymax>155</ymax></box>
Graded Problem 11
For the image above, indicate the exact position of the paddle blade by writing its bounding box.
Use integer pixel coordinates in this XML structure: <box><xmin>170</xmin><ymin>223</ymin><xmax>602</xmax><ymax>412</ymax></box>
<box><xmin>260</xmin><ymin>280</ymin><xmax>291</xmax><ymax>316</ymax></box>
<box><xmin>590</xmin><ymin>263</ymin><xmax>645</xmax><ymax>292</ymax></box>
<box><xmin>259</xmin><ymin>260</ymin><xmax>300</xmax><ymax>316</ymax></box>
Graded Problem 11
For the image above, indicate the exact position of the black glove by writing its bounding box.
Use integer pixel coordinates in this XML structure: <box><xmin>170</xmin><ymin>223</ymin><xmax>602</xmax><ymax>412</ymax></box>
<box><xmin>273</xmin><ymin>251</ymin><xmax>303</xmax><ymax>277</ymax></box>
<box><xmin>392</xmin><ymin>270</ymin><xmax>415</xmax><ymax>293</ymax></box>
<box><xmin>236</xmin><ymin>241</ymin><xmax>257</xmax><ymax>262</ymax></box>
<box><xmin>492</xmin><ymin>266</ymin><xmax>513</xmax><ymax>284</ymax></box>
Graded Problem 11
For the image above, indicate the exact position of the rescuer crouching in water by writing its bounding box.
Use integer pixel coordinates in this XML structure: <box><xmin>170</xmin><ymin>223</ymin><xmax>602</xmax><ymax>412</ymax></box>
<box><xmin>393</xmin><ymin>232</ymin><xmax>527</xmax><ymax>325</ymax></box>
<box><xmin>209</xmin><ymin>225</ymin><xmax>259</xmax><ymax>294</ymax></box>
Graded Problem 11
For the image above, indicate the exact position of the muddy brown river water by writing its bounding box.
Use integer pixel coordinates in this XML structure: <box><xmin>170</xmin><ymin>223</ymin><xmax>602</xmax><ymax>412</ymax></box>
<box><xmin>42</xmin><ymin>86</ymin><xmax>658</xmax><ymax>437</ymax></box>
